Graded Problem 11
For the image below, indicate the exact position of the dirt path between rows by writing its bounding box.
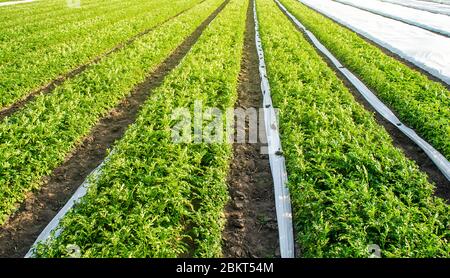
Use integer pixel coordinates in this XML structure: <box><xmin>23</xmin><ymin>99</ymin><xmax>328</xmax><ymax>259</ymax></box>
<box><xmin>222</xmin><ymin>1</ymin><xmax>279</xmax><ymax>258</ymax></box>
<box><xmin>0</xmin><ymin>0</ymin><xmax>229</xmax><ymax>258</ymax></box>
<box><xmin>0</xmin><ymin>0</ymin><xmax>207</xmax><ymax>121</ymax></box>
<box><xmin>276</xmin><ymin>1</ymin><xmax>450</xmax><ymax>202</ymax></box>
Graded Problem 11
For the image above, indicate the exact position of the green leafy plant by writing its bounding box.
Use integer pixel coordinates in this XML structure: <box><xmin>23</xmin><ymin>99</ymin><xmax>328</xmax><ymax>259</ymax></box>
<box><xmin>256</xmin><ymin>0</ymin><xmax>449</xmax><ymax>257</ymax></box>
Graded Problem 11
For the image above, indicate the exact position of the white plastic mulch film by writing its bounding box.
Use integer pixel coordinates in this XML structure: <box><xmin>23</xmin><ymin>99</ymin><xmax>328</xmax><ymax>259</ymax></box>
<box><xmin>379</xmin><ymin>0</ymin><xmax>450</xmax><ymax>16</ymax></box>
<box><xmin>300</xmin><ymin>0</ymin><xmax>450</xmax><ymax>85</ymax></box>
<box><xmin>335</xmin><ymin>0</ymin><xmax>450</xmax><ymax>37</ymax></box>
<box><xmin>0</xmin><ymin>0</ymin><xmax>35</xmax><ymax>7</ymax></box>
<box><xmin>253</xmin><ymin>0</ymin><xmax>295</xmax><ymax>258</ymax></box>
<box><xmin>276</xmin><ymin>0</ymin><xmax>450</xmax><ymax>182</ymax></box>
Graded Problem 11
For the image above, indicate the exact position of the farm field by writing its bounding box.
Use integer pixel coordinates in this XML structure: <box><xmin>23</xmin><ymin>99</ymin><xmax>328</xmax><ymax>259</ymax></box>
<box><xmin>258</xmin><ymin>0</ymin><xmax>449</xmax><ymax>257</ymax></box>
<box><xmin>0</xmin><ymin>0</ymin><xmax>224</xmax><ymax>225</ymax></box>
<box><xmin>0</xmin><ymin>0</ymin><xmax>202</xmax><ymax>110</ymax></box>
<box><xmin>0</xmin><ymin>0</ymin><xmax>449</xmax><ymax>259</ymax></box>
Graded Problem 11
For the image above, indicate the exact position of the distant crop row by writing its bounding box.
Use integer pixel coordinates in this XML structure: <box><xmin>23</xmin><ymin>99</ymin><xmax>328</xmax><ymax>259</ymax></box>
<box><xmin>33</xmin><ymin>0</ymin><xmax>248</xmax><ymax>258</ymax></box>
<box><xmin>280</xmin><ymin>0</ymin><xmax>450</xmax><ymax>160</ymax></box>
<box><xmin>257</xmin><ymin>0</ymin><xmax>449</xmax><ymax>257</ymax></box>
<box><xmin>0</xmin><ymin>0</ymin><xmax>223</xmax><ymax>225</ymax></box>
<box><xmin>1</xmin><ymin>0</ymin><xmax>121</xmax><ymax>24</ymax></box>
<box><xmin>0</xmin><ymin>0</ymin><xmax>202</xmax><ymax>110</ymax></box>
<box><xmin>0</xmin><ymin>0</ymin><xmax>124</xmax><ymax>23</ymax></box>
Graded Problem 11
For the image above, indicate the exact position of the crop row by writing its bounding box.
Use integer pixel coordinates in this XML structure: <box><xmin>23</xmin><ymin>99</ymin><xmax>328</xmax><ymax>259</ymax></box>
<box><xmin>1</xmin><ymin>0</ymin><xmax>147</xmax><ymax>42</ymax></box>
<box><xmin>0</xmin><ymin>0</ymin><xmax>224</xmax><ymax>225</ymax></box>
<box><xmin>0</xmin><ymin>0</ymin><xmax>125</xmax><ymax>24</ymax></box>
<box><xmin>256</xmin><ymin>0</ymin><xmax>449</xmax><ymax>257</ymax></box>
<box><xmin>279</xmin><ymin>0</ymin><xmax>450</xmax><ymax>160</ymax></box>
<box><xmin>33</xmin><ymin>0</ymin><xmax>248</xmax><ymax>258</ymax></box>
<box><xmin>0</xmin><ymin>0</ymin><xmax>125</xmax><ymax>26</ymax></box>
<box><xmin>0</xmin><ymin>0</ymin><xmax>202</xmax><ymax>110</ymax></box>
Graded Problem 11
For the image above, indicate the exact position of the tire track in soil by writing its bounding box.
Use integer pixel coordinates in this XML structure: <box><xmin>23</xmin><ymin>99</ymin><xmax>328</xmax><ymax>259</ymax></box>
<box><xmin>222</xmin><ymin>0</ymin><xmax>279</xmax><ymax>258</ymax></box>
<box><xmin>0</xmin><ymin>0</ymin><xmax>207</xmax><ymax>121</ymax></box>
<box><xmin>0</xmin><ymin>0</ymin><xmax>230</xmax><ymax>258</ymax></box>
<box><xmin>276</xmin><ymin>0</ymin><xmax>450</xmax><ymax>202</ymax></box>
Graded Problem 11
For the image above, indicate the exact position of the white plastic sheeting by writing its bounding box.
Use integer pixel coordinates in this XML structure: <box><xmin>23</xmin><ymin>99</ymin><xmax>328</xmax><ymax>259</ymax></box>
<box><xmin>0</xmin><ymin>0</ymin><xmax>35</xmax><ymax>7</ymax></box>
<box><xmin>379</xmin><ymin>0</ymin><xmax>450</xmax><ymax>16</ymax></box>
<box><xmin>276</xmin><ymin>0</ymin><xmax>450</xmax><ymax>181</ymax></box>
<box><xmin>335</xmin><ymin>0</ymin><xmax>450</xmax><ymax>37</ymax></box>
<box><xmin>300</xmin><ymin>0</ymin><xmax>450</xmax><ymax>85</ymax></box>
<box><xmin>417</xmin><ymin>0</ymin><xmax>450</xmax><ymax>4</ymax></box>
<box><xmin>253</xmin><ymin>0</ymin><xmax>295</xmax><ymax>258</ymax></box>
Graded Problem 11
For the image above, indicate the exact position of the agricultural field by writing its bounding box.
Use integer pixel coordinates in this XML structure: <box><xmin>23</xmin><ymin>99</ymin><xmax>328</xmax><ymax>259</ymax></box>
<box><xmin>281</xmin><ymin>0</ymin><xmax>450</xmax><ymax>159</ymax></box>
<box><xmin>0</xmin><ymin>0</ymin><xmax>449</xmax><ymax>259</ymax></box>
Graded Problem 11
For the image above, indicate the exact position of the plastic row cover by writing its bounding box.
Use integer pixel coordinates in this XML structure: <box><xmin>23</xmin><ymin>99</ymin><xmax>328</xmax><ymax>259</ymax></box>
<box><xmin>336</xmin><ymin>0</ymin><xmax>450</xmax><ymax>37</ymax></box>
<box><xmin>379</xmin><ymin>0</ymin><xmax>450</xmax><ymax>16</ymax></box>
<box><xmin>300</xmin><ymin>0</ymin><xmax>450</xmax><ymax>85</ymax></box>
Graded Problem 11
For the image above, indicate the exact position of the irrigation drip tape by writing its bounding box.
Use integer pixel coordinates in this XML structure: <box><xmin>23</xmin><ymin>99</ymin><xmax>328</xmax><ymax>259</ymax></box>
<box><xmin>253</xmin><ymin>0</ymin><xmax>295</xmax><ymax>258</ymax></box>
<box><xmin>276</xmin><ymin>0</ymin><xmax>450</xmax><ymax>182</ymax></box>
<box><xmin>0</xmin><ymin>0</ymin><xmax>34</xmax><ymax>7</ymax></box>
<box><xmin>379</xmin><ymin>0</ymin><xmax>450</xmax><ymax>16</ymax></box>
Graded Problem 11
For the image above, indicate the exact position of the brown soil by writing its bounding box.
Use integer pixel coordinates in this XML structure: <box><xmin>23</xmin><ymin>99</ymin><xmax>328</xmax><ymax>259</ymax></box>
<box><xmin>222</xmin><ymin>1</ymin><xmax>279</xmax><ymax>258</ymax></box>
<box><xmin>297</xmin><ymin>1</ymin><xmax>450</xmax><ymax>91</ymax></box>
<box><xmin>0</xmin><ymin>0</ymin><xmax>229</xmax><ymax>258</ymax></box>
<box><xmin>277</xmin><ymin>1</ymin><xmax>450</xmax><ymax>203</ymax></box>
<box><xmin>0</xmin><ymin>0</ymin><xmax>207</xmax><ymax>121</ymax></box>
<box><xmin>379</xmin><ymin>0</ymin><xmax>447</xmax><ymax>17</ymax></box>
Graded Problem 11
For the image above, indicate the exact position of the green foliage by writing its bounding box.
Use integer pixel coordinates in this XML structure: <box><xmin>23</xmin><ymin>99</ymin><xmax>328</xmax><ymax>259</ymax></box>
<box><xmin>33</xmin><ymin>0</ymin><xmax>248</xmax><ymax>258</ymax></box>
<box><xmin>0</xmin><ymin>0</ymin><xmax>224</xmax><ymax>224</ymax></box>
<box><xmin>280</xmin><ymin>0</ymin><xmax>450</xmax><ymax>159</ymax></box>
<box><xmin>0</xmin><ymin>0</ymin><xmax>202</xmax><ymax>109</ymax></box>
<box><xmin>257</xmin><ymin>0</ymin><xmax>449</xmax><ymax>257</ymax></box>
